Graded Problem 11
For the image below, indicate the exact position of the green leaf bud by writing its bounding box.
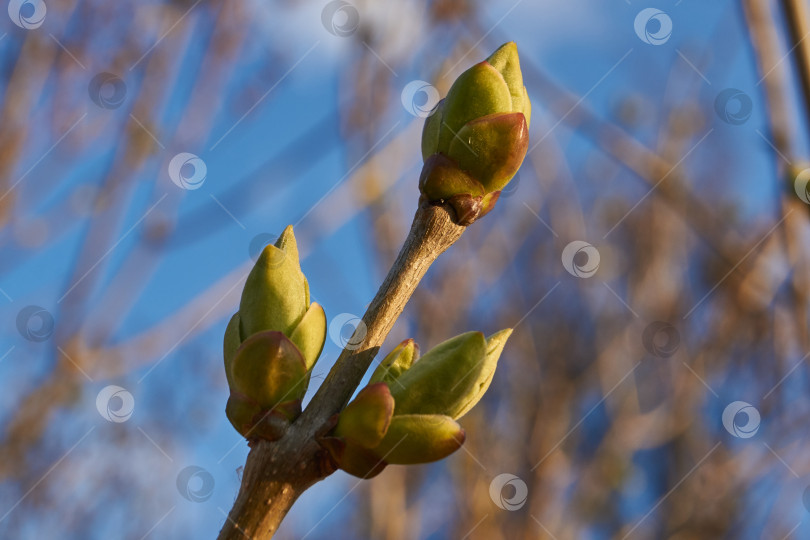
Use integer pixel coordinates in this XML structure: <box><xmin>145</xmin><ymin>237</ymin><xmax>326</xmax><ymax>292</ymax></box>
<box><xmin>239</xmin><ymin>226</ymin><xmax>308</xmax><ymax>338</ymax></box>
<box><xmin>334</xmin><ymin>383</ymin><xmax>394</xmax><ymax>448</ymax></box>
<box><xmin>388</xmin><ymin>331</ymin><xmax>488</xmax><ymax>418</ymax></box>
<box><xmin>452</xmin><ymin>328</ymin><xmax>512</xmax><ymax>419</ymax></box>
<box><xmin>369</xmin><ymin>339</ymin><xmax>420</xmax><ymax>385</ymax></box>
<box><xmin>322</xmin><ymin>329</ymin><xmax>511</xmax><ymax>476</ymax></box>
<box><xmin>419</xmin><ymin>42</ymin><xmax>531</xmax><ymax>224</ymax></box>
<box><xmin>446</xmin><ymin>113</ymin><xmax>528</xmax><ymax>193</ymax></box>
<box><xmin>319</xmin><ymin>436</ymin><xmax>388</xmax><ymax>479</ymax></box>
<box><xmin>288</xmin><ymin>302</ymin><xmax>327</xmax><ymax>371</ymax></box>
<box><xmin>373</xmin><ymin>414</ymin><xmax>465</xmax><ymax>465</ymax></box>
<box><xmin>388</xmin><ymin>329</ymin><xmax>511</xmax><ymax>419</ymax></box>
<box><xmin>228</xmin><ymin>330</ymin><xmax>308</xmax><ymax>408</ymax></box>
<box><xmin>223</xmin><ymin>226</ymin><xmax>331</xmax><ymax>440</ymax></box>
<box><xmin>438</xmin><ymin>61</ymin><xmax>514</xmax><ymax>153</ymax></box>
<box><xmin>225</xmin><ymin>392</ymin><xmax>294</xmax><ymax>441</ymax></box>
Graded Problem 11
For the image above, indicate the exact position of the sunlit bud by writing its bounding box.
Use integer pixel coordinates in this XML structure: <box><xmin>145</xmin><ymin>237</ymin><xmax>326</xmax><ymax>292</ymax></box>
<box><xmin>387</xmin><ymin>332</ymin><xmax>488</xmax><ymax>419</ymax></box>
<box><xmin>334</xmin><ymin>383</ymin><xmax>395</xmax><ymax>448</ymax></box>
<box><xmin>239</xmin><ymin>225</ymin><xmax>309</xmax><ymax>338</ymax></box>
<box><xmin>223</xmin><ymin>225</ymin><xmax>328</xmax><ymax>440</ymax></box>
<box><xmin>369</xmin><ymin>339</ymin><xmax>419</xmax><ymax>385</ymax></box>
<box><xmin>228</xmin><ymin>331</ymin><xmax>308</xmax><ymax>409</ymax></box>
<box><xmin>452</xmin><ymin>329</ymin><xmax>513</xmax><ymax>419</ymax></box>
<box><xmin>320</xmin><ymin>329</ymin><xmax>510</xmax><ymax>477</ymax></box>
<box><xmin>288</xmin><ymin>302</ymin><xmax>327</xmax><ymax>371</ymax></box>
<box><xmin>225</xmin><ymin>392</ymin><xmax>293</xmax><ymax>441</ymax></box>
<box><xmin>372</xmin><ymin>413</ymin><xmax>464</xmax><ymax>465</ymax></box>
<box><xmin>419</xmin><ymin>42</ymin><xmax>530</xmax><ymax>224</ymax></box>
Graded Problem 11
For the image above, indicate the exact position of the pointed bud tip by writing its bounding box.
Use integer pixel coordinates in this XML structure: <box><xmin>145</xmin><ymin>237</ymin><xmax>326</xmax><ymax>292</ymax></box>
<box><xmin>485</xmin><ymin>42</ymin><xmax>520</xmax><ymax>77</ymax></box>
<box><xmin>485</xmin><ymin>328</ymin><xmax>513</xmax><ymax>358</ymax></box>
<box><xmin>456</xmin><ymin>427</ymin><xmax>467</xmax><ymax>445</ymax></box>
<box><xmin>489</xmin><ymin>328</ymin><xmax>513</xmax><ymax>341</ymax></box>
<box><xmin>486</xmin><ymin>42</ymin><xmax>518</xmax><ymax>63</ymax></box>
<box><xmin>275</xmin><ymin>225</ymin><xmax>295</xmax><ymax>247</ymax></box>
<box><xmin>399</xmin><ymin>338</ymin><xmax>420</xmax><ymax>356</ymax></box>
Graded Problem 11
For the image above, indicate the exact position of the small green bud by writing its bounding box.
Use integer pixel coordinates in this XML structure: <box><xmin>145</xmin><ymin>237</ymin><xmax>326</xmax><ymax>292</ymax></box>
<box><xmin>225</xmin><ymin>392</ymin><xmax>262</xmax><ymax>437</ymax></box>
<box><xmin>419</xmin><ymin>42</ymin><xmax>530</xmax><ymax>225</ymax></box>
<box><xmin>320</xmin><ymin>329</ymin><xmax>510</xmax><ymax>477</ymax></box>
<box><xmin>388</xmin><ymin>329</ymin><xmax>511</xmax><ymax>419</ymax></box>
<box><xmin>388</xmin><ymin>331</ymin><xmax>488</xmax><ymax>418</ymax></box>
<box><xmin>446</xmin><ymin>113</ymin><xmax>529</xmax><ymax>193</ymax></box>
<box><xmin>373</xmin><ymin>414</ymin><xmax>465</xmax><ymax>465</ymax></box>
<box><xmin>223</xmin><ymin>225</ymin><xmax>329</xmax><ymax>440</ymax></box>
<box><xmin>369</xmin><ymin>339</ymin><xmax>419</xmax><ymax>385</ymax></box>
<box><xmin>225</xmin><ymin>392</ymin><xmax>293</xmax><ymax>441</ymax></box>
<box><xmin>239</xmin><ymin>226</ymin><xmax>309</xmax><ymax>338</ymax></box>
<box><xmin>319</xmin><ymin>436</ymin><xmax>388</xmax><ymax>479</ymax></box>
<box><xmin>320</xmin><ymin>389</ymin><xmax>464</xmax><ymax>477</ymax></box>
<box><xmin>228</xmin><ymin>330</ymin><xmax>308</xmax><ymax>409</ymax></box>
<box><xmin>453</xmin><ymin>329</ymin><xmax>513</xmax><ymax>419</ymax></box>
<box><xmin>334</xmin><ymin>383</ymin><xmax>394</xmax><ymax>448</ymax></box>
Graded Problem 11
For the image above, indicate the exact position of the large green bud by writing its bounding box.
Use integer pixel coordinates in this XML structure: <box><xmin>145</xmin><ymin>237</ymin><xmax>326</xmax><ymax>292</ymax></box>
<box><xmin>389</xmin><ymin>329</ymin><xmax>512</xmax><ymax>419</ymax></box>
<box><xmin>420</xmin><ymin>42</ymin><xmax>530</xmax><ymax>225</ymax></box>
<box><xmin>319</xmin><ymin>330</ymin><xmax>511</xmax><ymax>478</ymax></box>
<box><xmin>223</xmin><ymin>226</ymin><xmax>327</xmax><ymax>441</ymax></box>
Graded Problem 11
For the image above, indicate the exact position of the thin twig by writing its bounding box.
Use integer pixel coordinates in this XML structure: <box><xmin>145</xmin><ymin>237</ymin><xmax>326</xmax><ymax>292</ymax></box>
<box><xmin>217</xmin><ymin>201</ymin><xmax>466</xmax><ymax>539</ymax></box>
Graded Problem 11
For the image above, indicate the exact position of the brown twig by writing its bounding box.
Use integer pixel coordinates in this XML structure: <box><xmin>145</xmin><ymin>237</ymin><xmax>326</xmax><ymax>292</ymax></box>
<box><xmin>217</xmin><ymin>200</ymin><xmax>465</xmax><ymax>539</ymax></box>
<box><xmin>782</xmin><ymin>0</ymin><xmax>810</xmax><ymax>143</ymax></box>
